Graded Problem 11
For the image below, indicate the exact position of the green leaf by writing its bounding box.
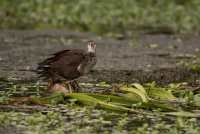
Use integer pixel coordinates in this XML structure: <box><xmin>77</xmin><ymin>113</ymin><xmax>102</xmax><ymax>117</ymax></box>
<box><xmin>122</xmin><ymin>93</ymin><xmax>144</xmax><ymax>102</ymax></box>
<box><xmin>95</xmin><ymin>82</ymin><xmax>111</xmax><ymax>88</ymax></box>
<box><xmin>66</xmin><ymin>93</ymin><xmax>132</xmax><ymax>113</ymax></box>
<box><xmin>120</xmin><ymin>85</ymin><xmax>149</xmax><ymax>103</ymax></box>
<box><xmin>193</xmin><ymin>94</ymin><xmax>200</xmax><ymax>107</ymax></box>
<box><xmin>31</xmin><ymin>93</ymin><xmax>66</xmax><ymax>105</ymax></box>
<box><xmin>87</xmin><ymin>93</ymin><xmax>138</xmax><ymax>107</ymax></box>
<box><xmin>131</xmin><ymin>83</ymin><xmax>146</xmax><ymax>94</ymax></box>
<box><xmin>146</xmin><ymin>100</ymin><xmax>177</xmax><ymax>111</ymax></box>
<box><xmin>165</xmin><ymin>111</ymin><xmax>200</xmax><ymax>117</ymax></box>
<box><xmin>147</xmin><ymin>85</ymin><xmax>176</xmax><ymax>101</ymax></box>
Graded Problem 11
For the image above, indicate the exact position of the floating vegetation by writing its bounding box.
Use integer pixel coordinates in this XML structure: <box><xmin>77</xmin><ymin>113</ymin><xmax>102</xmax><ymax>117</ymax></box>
<box><xmin>1</xmin><ymin>81</ymin><xmax>200</xmax><ymax>115</ymax></box>
<box><xmin>0</xmin><ymin>79</ymin><xmax>200</xmax><ymax>133</ymax></box>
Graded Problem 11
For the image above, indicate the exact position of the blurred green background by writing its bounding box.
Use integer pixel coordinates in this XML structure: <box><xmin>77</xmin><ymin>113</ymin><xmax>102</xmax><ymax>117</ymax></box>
<box><xmin>0</xmin><ymin>0</ymin><xmax>200</xmax><ymax>34</ymax></box>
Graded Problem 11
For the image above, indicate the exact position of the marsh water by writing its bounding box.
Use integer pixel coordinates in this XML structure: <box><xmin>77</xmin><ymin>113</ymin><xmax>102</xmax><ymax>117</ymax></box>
<box><xmin>0</xmin><ymin>30</ymin><xmax>200</xmax><ymax>133</ymax></box>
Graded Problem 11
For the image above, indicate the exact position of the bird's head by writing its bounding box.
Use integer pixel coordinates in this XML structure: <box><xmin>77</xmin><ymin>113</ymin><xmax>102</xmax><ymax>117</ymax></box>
<box><xmin>87</xmin><ymin>40</ymin><xmax>96</xmax><ymax>53</ymax></box>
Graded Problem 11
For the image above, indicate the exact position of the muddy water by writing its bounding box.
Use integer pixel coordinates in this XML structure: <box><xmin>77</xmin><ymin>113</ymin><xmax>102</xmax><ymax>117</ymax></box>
<box><xmin>0</xmin><ymin>30</ymin><xmax>200</xmax><ymax>84</ymax></box>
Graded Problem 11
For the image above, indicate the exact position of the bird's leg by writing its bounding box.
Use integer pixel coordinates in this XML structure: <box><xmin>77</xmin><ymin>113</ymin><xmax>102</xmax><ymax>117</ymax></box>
<box><xmin>70</xmin><ymin>81</ymin><xmax>76</xmax><ymax>92</ymax></box>
<box><xmin>64</xmin><ymin>80</ymin><xmax>80</xmax><ymax>93</ymax></box>
<box><xmin>64</xmin><ymin>81</ymin><xmax>73</xmax><ymax>93</ymax></box>
<box><xmin>68</xmin><ymin>82</ymin><xmax>73</xmax><ymax>93</ymax></box>
<box><xmin>63</xmin><ymin>79</ymin><xmax>80</xmax><ymax>93</ymax></box>
<box><xmin>73</xmin><ymin>80</ymin><xmax>80</xmax><ymax>92</ymax></box>
<box><xmin>47</xmin><ymin>79</ymin><xmax>54</xmax><ymax>90</ymax></box>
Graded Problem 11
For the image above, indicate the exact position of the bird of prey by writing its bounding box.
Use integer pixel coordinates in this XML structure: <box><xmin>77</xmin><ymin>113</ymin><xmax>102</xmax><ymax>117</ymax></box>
<box><xmin>37</xmin><ymin>40</ymin><xmax>97</xmax><ymax>93</ymax></box>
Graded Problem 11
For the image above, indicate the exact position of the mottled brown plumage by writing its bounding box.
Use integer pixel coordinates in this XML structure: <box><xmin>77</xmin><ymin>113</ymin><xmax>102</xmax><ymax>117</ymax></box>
<box><xmin>37</xmin><ymin>41</ymin><xmax>97</xmax><ymax>93</ymax></box>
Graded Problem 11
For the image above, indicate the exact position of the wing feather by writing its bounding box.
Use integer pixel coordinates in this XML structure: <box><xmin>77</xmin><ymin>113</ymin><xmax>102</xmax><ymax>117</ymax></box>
<box><xmin>37</xmin><ymin>49</ymin><xmax>85</xmax><ymax>82</ymax></box>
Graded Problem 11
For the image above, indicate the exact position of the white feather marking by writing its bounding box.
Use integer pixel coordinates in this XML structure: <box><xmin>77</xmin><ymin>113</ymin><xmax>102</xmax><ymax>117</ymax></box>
<box><xmin>88</xmin><ymin>46</ymin><xmax>95</xmax><ymax>53</ymax></box>
<box><xmin>77</xmin><ymin>64</ymin><xmax>82</xmax><ymax>72</ymax></box>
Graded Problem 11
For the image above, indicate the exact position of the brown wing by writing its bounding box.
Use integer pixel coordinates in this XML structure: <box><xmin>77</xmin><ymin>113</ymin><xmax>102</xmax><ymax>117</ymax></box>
<box><xmin>37</xmin><ymin>49</ymin><xmax>85</xmax><ymax>82</ymax></box>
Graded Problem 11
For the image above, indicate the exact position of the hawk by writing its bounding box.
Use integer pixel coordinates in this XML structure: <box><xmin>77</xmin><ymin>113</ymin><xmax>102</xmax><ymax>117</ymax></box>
<box><xmin>37</xmin><ymin>40</ymin><xmax>97</xmax><ymax>93</ymax></box>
